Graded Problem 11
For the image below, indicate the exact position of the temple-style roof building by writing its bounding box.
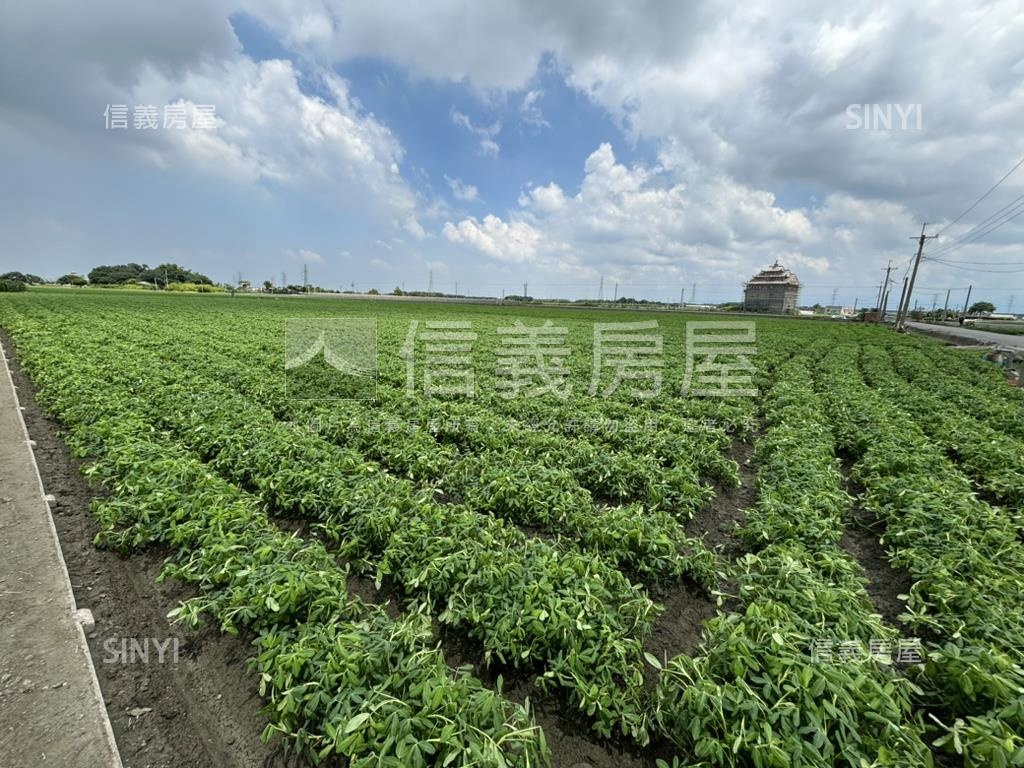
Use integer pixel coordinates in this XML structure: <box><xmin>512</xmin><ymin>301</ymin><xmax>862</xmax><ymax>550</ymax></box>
<box><xmin>743</xmin><ymin>262</ymin><xmax>800</xmax><ymax>313</ymax></box>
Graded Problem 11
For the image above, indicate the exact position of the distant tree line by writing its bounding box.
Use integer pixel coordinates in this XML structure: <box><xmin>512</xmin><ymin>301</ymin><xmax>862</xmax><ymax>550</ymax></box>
<box><xmin>0</xmin><ymin>264</ymin><xmax>214</xmax><ymax>288</ymax></box>
<box><xmin>1</xmin><ymin>271</ymin><xmax>45</xmax><ymax>285</ymax></box>
<box><xmin>87</xmin><ymin>263</ymin><xmax>212</xmax><ymax>286</ymax></box>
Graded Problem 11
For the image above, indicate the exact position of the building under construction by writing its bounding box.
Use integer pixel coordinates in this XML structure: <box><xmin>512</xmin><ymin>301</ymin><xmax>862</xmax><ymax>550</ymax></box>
<box><xmin>743</xmin><ymin>262</ymin><xmax>800</xmax><ymax>313</ymax></box>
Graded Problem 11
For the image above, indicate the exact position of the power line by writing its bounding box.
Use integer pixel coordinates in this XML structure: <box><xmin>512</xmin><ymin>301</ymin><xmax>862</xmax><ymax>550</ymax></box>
<box><xmin>934</xmin><ymin>153</ymin><xmax>1024</xmax><ymax>236</ymax></box>
<box><xmin>926</xmin><ymin>257</ymin><xmax>1024</xmax><ymax>265</ymax></box>
<box><xmin>925</xmin><ymin>259</ymin><xmax>1024</xmax><ymax>274</ymax></box>
<box><xmin>927</xmin><ymin>194</ymin><xmax>1024</xmax><ymax>258</ymax></box>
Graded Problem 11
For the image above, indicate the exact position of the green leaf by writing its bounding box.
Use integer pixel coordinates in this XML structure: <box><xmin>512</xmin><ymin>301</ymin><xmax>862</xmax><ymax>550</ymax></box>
<box><xmin>345</xmin><ymin>712</ymin><xmax>371</xmax><ymax>733</ymax></box>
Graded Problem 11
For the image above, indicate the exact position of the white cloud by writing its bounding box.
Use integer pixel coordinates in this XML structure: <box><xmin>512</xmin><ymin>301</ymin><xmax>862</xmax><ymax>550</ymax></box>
<box><xmin>447</xmin><ymin>143</ymin><xmax>837</xmax><ymax>287</ymax></box>
<box><xmin>520</xmin><ymin>89</ymin><xmax>549</xmax><ymax>131</ymax></box>
<box><xmin>3</xmin><ymin>0</ymin><xmax>1022</xmax><ymax>302</ymax></box>
<box><xmin>519</xmin><ymin>182</ymin><xmax>566</xmax><ymax>213</ymax></box>
<box><xmin>0</xmin><ymin>6</ymin><xmax>427</xmax><ymax>240</ymax></box>
<box><xmin>442</xmin><ymin>214</ymin><xmax>541</xmax><ymax>263</ymax></box>
<box><xmin>149</xmin><ymin>59</ymin><xmax>424</xmax><ymax>236</ymax></box>
<box><xmin>775</xmin><ymin>250</ymin><xmax>830</xmax><ymax>273</ymax></box>
<box><xmin>450</xmin><ymin>108</ymin><xmax>501</xmax><ymax>157</ymax></box>
<box><xmin>445</xmin><ymin>174</ymin><xmax>479</xmax><ymax>201</ymax></box>
<box><xmin>812</xmin><ymin>11</ymin><xmax>890</xmax><ymax>73</ymax></box>
<box><xmin>246</xmin><ymin>0</ymin><xmax>1024</xmax><ymax>239</ymax></box>
<box><xmin>285</xmin><ymin>248</ymin><xmax>324</xmax><ymax>263</ymax></box>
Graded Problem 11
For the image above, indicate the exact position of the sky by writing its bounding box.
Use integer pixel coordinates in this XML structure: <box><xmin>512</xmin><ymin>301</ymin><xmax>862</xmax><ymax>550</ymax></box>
<box><xmin>1</xmin><ymin>0</ymin><xmax>1023</xmax><ymax>309</ymax></box>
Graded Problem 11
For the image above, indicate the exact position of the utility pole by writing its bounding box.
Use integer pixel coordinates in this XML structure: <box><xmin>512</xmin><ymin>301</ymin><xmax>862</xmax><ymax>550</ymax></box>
<box><xmin>880</xmin><ymin>279</ymin><xmax>895</xmax><ymax>322</ymax></box>
<box><xmin>853</xmin><ymin>297</ymin><xmax>859</xmax><ymax>313</ymax></box>
<box><xmin>679</xmin><ymin>287</ymin><xmax>684</xmax><ymax>308</ymax></box>
<box><xmin>691</xmin><ymin>282</ymin><xmax>696</xmax><ymax>303</ymax></box>
<box><xmin>896</xmin><ymin>223</ymin><xmax>938</xmax><ymax>331</ymax></box>
<box><xmin>894</xmin><ymin>277</ymin><xmax>909</xmax><ymax>326</ymax></box>
<box><xmin>962</xmin><ymin>285</ymin><xmax>973</xmax><ymax>318</ymax></box>
<box><xmin>831</xmin><ymin>288</ymin><xmax>838</xmax><ymax>307</ymax></box>
<box><xmin>455</xmin><ymin>281</ymin><xmax>459</xmax><ymax>296</ymax></box>
<box><xmin>613</xmin><ymin>281</ymin><xmax>618</xmax><ymax>301</ymax></box>
<box><xmin>428</xmin><ymin>270</ymin><xmax>433</xmax><ymax>293</ymax></box>
<box><xmin>1008</xmin><ymin>295</ymin><xmax>1015</xmax><ymax>312</ymax></box>
<box><xmin>877</xmin><ymin>261</ymin><xmax>894</xmax><ymax>321</ymax></box>
<box><xmin>598</xmin><ymin>275</ymin><xmax>604</xmax><ymax>301</ymax></box>
<box><xmin>281</xmin><ymin>271</ymin><xmax>287</xmax><ymax>290</ymax></box>
<box><xmin>302</xmin><ymin>264</ymin><xmax>309</xmax><ymax>293</ymax></box>
<box><xmin>523</xmin><ymin>282</ymin><xmax>527</xmax><ymax>298</ymax></box>
<box><xmin>942</xmin><ymin>289</ymin><xmax>951</xmax><ymax>321</ymax></box>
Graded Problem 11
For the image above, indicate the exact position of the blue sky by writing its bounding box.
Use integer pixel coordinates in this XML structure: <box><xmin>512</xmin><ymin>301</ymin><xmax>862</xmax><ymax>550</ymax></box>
<box><xmin>1</xmin><ymin>1</ymin><xmax>1022</xmax><ymax>308</ymax></box>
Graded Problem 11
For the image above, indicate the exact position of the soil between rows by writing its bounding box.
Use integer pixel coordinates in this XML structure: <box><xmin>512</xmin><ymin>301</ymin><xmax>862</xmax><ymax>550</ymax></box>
<box><xmin>4</xmin><ymin>330</ymin><xmax>742</xmax><ymax>768</ymax></box>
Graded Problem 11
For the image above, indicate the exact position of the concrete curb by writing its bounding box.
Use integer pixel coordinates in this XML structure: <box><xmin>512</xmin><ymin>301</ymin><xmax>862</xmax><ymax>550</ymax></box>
<box><xmin>0</xmin><ymin>338</ymin><xmax>123</xmax><ymax>768</ymax></box>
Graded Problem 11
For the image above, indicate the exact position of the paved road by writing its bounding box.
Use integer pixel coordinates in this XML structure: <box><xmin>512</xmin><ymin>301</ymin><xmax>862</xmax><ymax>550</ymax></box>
<box><xmin>0</xmin><ymin>339</ymin><xmax>122</xmax><ymax>768</ymax></box>
<box><xmin>905</xmin><ymin>321</ymin><xmax>1024</xmax><ymax>352</ymax></box>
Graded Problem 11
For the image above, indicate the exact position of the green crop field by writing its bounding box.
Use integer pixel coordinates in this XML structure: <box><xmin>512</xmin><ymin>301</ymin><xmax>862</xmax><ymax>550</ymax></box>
<box><xmin>1</xmin><ymin>289</ymin><xmax>1022</xmax><ymax>768</ymax></box>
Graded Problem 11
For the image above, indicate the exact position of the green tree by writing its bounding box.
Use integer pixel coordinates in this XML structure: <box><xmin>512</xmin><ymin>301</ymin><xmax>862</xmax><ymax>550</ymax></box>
<box><xmin>87</xmin><ymin>263</ymin><xmax>148</xmax><ymax>284</ymax></box>
<box><xmin>968</xmin><ymin>301</ymin><xmax>996</xmax><ymax>315</ymax></box>
<box><xmin>57</xmin><ymin>273</ymin><xmax>88</xmax><ymax>286</ymax></box>
<box><xmin>142</xmin><ymin>263</ymin><xmax>212</xmax><ymax>286</ymax></box>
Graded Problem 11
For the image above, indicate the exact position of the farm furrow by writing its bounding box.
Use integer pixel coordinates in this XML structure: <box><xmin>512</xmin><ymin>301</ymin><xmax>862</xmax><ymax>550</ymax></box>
<box><xmin>3</xmin><ymin>311</ymin><xmax>549</xmax><ymax>766</ymax></box>
<box><xmin>653</xmin><ymin>356</ymin><xmax>933</xmax><ymax>766</ymax></box>
<box><xmin>868</xmin><ymin>344</ymin><xmax>1024</xmax><ymax>513</ymax></box>
<box><xmin>818</xmin><ymin>343</ymin><xmax>1024</xmax><ymax>767</ymax></box>
<box><xmin>1</xmin><ymin>303</ymin><xmax>666</xmax><ymax>745</ymax></box>
<box><xmin>5</xmin><ymin>290</ymin><xmax>1022</xmax><ymax>768</ymax></box>
<box><xmin>143</xmin><ymin>315</ymin><xmax>723</xmax><ymax>585</ymax></box>
<box><xmin>916</xmin><ymin>343</ymin><xmax>1024</xmax><ymax>434</ymax></box>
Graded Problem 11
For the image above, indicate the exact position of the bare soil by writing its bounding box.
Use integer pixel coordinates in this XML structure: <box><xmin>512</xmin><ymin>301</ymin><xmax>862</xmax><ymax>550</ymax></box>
<box><xmin>834</xmin><ymin>465</ymin><xmax>914</xmax><ymax>629</ymax></box>
<box><xmin>838</xmin><ymin>504</ymin><xmax>913</xmax><ymax>627</ymax></box>
<box><xmin>684</xmin><ymin>437</ymin><xmax>757</xmax><ymax>561</ymax></box>
<box><xmin>438</xmin><ymin>625</ymin><xmax>676</xmax><ymax>768</ymax></box>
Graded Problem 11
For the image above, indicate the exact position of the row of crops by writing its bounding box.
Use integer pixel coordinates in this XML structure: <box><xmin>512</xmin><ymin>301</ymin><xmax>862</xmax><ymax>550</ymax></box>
<box><xmin>0</xmin><ymin>290</ymin><xmax>1021</xmax><ymax>767</ymax></box>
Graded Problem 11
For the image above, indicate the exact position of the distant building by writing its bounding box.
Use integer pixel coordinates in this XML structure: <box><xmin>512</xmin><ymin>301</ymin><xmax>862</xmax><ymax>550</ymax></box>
<box><xmin>743</xmin><ymin>262</ymin><xmax>801</xmax><ymax>313</ymax></box>
<box><xmin>825</xmin><ymin>305</ymin><xmax>856</xmax><ymax>317</ymax></box>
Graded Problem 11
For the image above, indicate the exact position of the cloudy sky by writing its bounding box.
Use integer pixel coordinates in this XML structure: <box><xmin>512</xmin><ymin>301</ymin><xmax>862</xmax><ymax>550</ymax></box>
<box><xmin>2</xmin><ymin>0</ymin><xmax>1023</xmax><ymax>307</ymax></box>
